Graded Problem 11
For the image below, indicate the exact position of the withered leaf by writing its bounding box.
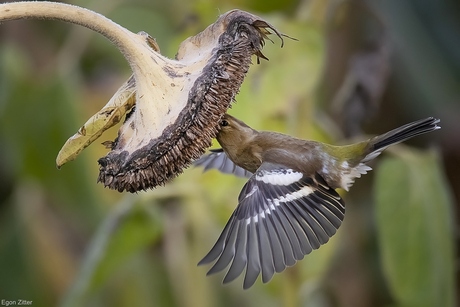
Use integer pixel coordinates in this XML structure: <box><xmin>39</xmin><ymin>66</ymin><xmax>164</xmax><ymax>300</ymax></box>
<box><xmin>56</xmin><ymin>76</ymin><xmax>136</xmax><ymax>168</ymax></box>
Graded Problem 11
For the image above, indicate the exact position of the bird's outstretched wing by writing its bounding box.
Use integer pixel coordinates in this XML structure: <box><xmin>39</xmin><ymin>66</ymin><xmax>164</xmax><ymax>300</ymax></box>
<box><xmin>194</xmin><ymin>148</ymin><xmax>253</xmax><ymax>178</ymax></box>
<box><xmin>198</xmin><ymin>162</ymin><xmax>345</xmax><ymax>289</ymax></box>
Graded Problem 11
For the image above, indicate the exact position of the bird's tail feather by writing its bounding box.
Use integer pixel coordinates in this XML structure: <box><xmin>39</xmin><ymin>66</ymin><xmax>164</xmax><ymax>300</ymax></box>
<box><xmin>363</xmin><ymin>117</ymin><xmax>440</xmax><ymax>162</ymax></box>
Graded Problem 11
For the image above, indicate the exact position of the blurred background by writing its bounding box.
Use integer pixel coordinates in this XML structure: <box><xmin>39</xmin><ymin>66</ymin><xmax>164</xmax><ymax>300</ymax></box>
<box><xmin>0</xmin><ymin>0</ymin><xmax>458</xmax><ymax>306</ymax></box>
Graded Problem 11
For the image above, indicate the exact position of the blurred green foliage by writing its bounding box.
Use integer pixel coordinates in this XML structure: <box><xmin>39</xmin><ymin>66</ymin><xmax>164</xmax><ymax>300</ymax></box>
<box><xmin>0</xmin><ymin>0</ymin><xmax>458</xmax><ymax>307</ymax></box>
<box><xmin>376</xmin><ymin>149</ymin><xmax>455</xmax><ymax>307</ymax></box>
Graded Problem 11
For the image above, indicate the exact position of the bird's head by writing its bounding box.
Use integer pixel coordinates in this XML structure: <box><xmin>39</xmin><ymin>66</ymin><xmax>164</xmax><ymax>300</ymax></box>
<box><xmin>216</xmin><ymin>114</ymin><xmax>256</xmax><ymax>149</ymax></box>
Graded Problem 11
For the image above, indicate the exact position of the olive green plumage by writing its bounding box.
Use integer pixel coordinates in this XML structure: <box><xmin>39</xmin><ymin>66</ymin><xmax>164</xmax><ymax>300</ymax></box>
<box><xmin>195</xmin><ymin>114</ymin><xmax>440</xmax><ymax>289</ymax></box>
<box><xmin>214</xmin><ymin>114</ymin><xmax>440</xmax><ymax>190</ymax></box>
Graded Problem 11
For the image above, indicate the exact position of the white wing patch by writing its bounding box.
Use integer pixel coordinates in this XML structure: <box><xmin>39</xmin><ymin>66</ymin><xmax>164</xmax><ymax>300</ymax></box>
<box><xmin>255</xmin><ymin>169</ymin><xmax>303</xmax><ymax>186</ymax></box>
<box><xmin>277</xmin><ymin>186</ymin><xmax>315</xmax><ymax>202</ymax></box>
<box><xmin>245</xmin><ymin>186</ymin><xmax>314</xmax><ymax>225</ymax></box>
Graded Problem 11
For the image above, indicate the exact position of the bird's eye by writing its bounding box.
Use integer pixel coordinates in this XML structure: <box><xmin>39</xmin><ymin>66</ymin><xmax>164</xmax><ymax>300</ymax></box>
<box><xmin>220</xmin><ymin>120</ymin><xmax>229</xmax><ymax>127</ymax></box>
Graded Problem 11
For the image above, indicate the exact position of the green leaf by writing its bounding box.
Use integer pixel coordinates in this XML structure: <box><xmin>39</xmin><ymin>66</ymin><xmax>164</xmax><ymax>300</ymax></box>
<box><xmin>375</xmin><ymin>149</ymin><xmax>455</xmax><ymax>307</ymax></box>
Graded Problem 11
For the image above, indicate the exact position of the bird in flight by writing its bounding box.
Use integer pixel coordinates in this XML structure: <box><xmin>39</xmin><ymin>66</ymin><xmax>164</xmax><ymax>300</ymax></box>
<box><xmin>195</xmin><ymin>114</ymin><xmax>440</xmax><ymax>289</ymax></box>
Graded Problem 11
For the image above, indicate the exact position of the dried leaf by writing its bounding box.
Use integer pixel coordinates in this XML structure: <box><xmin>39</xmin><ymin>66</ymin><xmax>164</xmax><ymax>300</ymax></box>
<box><xmin>56</xmin><ymin>76</ymin><xmax>136</xmax><ymax>168</ymax></box>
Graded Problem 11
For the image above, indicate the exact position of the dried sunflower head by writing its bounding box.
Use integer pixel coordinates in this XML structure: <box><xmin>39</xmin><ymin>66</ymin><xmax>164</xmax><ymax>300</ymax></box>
<box><xmin>58</xmin><ymin>10</ymin><xmax>285</xmax><ymax>193</ymax></box>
